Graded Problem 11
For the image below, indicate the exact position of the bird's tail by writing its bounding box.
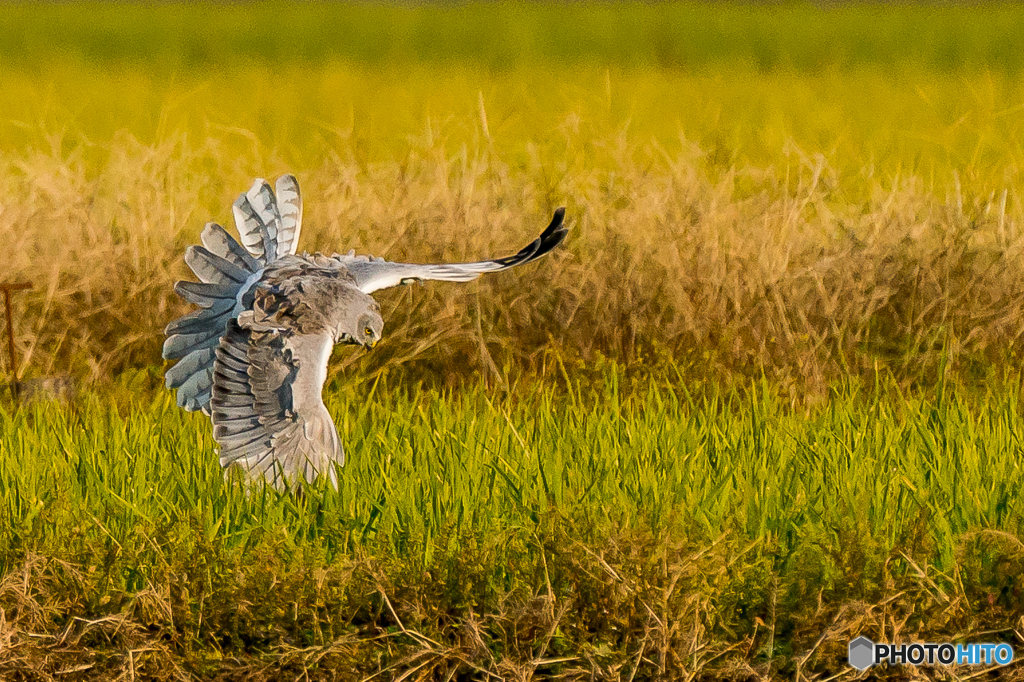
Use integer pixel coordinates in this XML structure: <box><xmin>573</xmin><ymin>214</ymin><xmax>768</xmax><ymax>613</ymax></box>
<box><xmin>231</xmin><ymin>175</ymin><xmax>303</xmax><ymax>264</ymax></box>
<box><xmin>163</xmin><ymin>223</ymin><xmax>263</xmax><ymax>412</ymax></box>
<box><xmin>163</xmin><ymin>175</ymin><xmax>303</xmax><ymax>413</ymax></box>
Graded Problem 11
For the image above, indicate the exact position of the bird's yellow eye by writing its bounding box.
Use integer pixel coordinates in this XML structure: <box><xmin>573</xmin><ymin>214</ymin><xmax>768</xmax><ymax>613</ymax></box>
<box><xmin>364</xmin><ymin>327</ymin><xmax>373</xmax><ymax>336</ymax></box>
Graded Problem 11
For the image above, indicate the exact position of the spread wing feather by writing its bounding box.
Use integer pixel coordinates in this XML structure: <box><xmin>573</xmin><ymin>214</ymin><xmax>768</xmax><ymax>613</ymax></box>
<box><xmin>175</xmin><ymin>366</ymin><xmax>214</xmax><ymax>413</ymax></box>
<box><xmin>184</xmin><ymin>245</ymin><xmax>251</xmax><ymax>285</ymax></box>
<box><xmin>173</xmin><ymin>281</ymin><xmax>239</xmax><ymax>308</ymax></box>
<box><xmin>166</xmin><ymin>227</ymin><xmax>261</xmax><ymax>414</ymax></box>
<box><xmin>162</xmin><ymin>326</ymin><xmax>222</xmax><ymax>360</ymax></box>
<box><xmin>200</xmin><ymin>222</ymin><xmax>262</xmax><ymax>272</ymax></box>
<box><xmin>165</xmin><ymin>304</ymin><xmax>234</xmax><ymax>335</ymax></box>
<box><xmin>337</xmin><ymin>208</ymin><xmax>567</xmax><ymax>294</ymax></box>
<box><xmin>211</xmin><ymin>318</ymin><xmax>343</xmax><ymax>489</ymax></box>
<box><xmin>164</xmin><ymin>347</ymin><xmax>216</xmax><ymax>389</ymax></box>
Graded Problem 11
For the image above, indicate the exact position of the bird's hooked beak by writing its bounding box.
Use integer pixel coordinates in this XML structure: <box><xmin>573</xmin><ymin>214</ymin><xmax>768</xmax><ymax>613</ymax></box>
<box><xmin>365</xmin><ymin>339</ymin><xmax>378</xmax><ymax>350</ymax></box>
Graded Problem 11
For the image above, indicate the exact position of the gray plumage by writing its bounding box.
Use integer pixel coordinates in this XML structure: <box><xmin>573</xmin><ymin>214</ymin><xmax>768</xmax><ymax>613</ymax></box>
<box><xmin>201</xmin><ymin>222</ymin><xmax>261</xmax><ymax>272</ymax></box>
<box><xmin>212</xmin><ymin>278</ymin><xmax>379</xmax><ymax>488</ymax></box>
<box><xmin>274</xmin><ymin>175</ymin><xmax>302</xmax><ymax>257</ymax></box>
<box><xmin>164</xmin><ymin>174</ymin><xmax>567</xmax><ymax>489</ymax></box>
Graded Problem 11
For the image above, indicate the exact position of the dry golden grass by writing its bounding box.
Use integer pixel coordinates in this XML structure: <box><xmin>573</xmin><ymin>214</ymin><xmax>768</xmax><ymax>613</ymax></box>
<box><xmin>3</xmin><ymin>124</ymin><xmax>1024</xmax><ymax>397</ymax></box>
<box><xmin>3</xmin><ymin>527</ymin><xmax>1023</xmax><ymax>680</ymax></box>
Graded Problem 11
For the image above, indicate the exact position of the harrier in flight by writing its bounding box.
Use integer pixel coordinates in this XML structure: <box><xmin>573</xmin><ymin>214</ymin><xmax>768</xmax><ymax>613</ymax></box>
<box><xmin>163</xmin><ymin>175</ymin><xmax>566</xmax><ymax>488</ymax></box>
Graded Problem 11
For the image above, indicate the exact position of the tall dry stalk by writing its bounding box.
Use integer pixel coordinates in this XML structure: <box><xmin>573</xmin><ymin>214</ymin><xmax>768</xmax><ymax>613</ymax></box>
<box><xmin>2</xmin><ymin>127</ymin><xmax>1023</xmax><ymax>394</ymax></box>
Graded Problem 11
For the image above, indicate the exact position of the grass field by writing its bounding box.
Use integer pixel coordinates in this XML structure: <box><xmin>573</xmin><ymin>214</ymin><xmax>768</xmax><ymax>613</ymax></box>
<box><xmin>3</xmin><ymin>370</ymin><xmax>1024</xmax><ymax>679</ymax></box>
<box><xmin>4</xmin><ymin>2</ymin><xmax>1024</xmax><ymax>679</ymax></box>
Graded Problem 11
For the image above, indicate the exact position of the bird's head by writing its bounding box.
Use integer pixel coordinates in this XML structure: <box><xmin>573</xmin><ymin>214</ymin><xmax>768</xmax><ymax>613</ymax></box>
<box><xmin>336</xmin><ymin>292</ymin><xmax>384</xmax><ymax>349</ymax></box>
<box><xmin>355</xmin><ymin>309</ymin><xmax>384</xmax><ymax>349</ymax></box>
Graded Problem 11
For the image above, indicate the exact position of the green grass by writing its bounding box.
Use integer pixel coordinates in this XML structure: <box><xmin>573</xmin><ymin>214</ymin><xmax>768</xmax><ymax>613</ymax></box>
<box><xmin>2</xmin><ymin>367</ymin><xmax>1023</xmax><ymax>678</ymax></box>
<box><xmin>4</xmin><ymin>2</ymin><xmax>1024</xmax><ymax>73</ymax></box>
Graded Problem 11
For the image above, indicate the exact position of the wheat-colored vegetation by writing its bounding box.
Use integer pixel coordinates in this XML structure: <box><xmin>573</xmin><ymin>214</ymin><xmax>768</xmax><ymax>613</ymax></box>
<box><xmin>9</xmin><ymin>78</ymin><xmax>1024</xmax><ymax>395</ymax></box>
<box><xmin>4</xmin><ymin>115</ymin><xmax>1024</xmax><ymax>398</ymax></box>
<box><xmin>3</xmin><ymin>3</ymin><xmax>1024</xmax><ymax>679</ymax></box>
<box><xmin>2</xmin><ymin>7</ymin><xmax>1024</xmax><ymax>393</ymax></box>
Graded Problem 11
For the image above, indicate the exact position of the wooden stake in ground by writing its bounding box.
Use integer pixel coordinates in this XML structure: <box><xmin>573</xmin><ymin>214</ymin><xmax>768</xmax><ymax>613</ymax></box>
<box><xmin>1</xmin><ymin>281</ymin><xmax>32</xmax><ymax>402</ymax></box>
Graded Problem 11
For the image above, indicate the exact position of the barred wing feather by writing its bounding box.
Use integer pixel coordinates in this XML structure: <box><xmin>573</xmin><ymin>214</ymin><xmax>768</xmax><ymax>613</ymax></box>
<box><xmin>211</xmin><ymin>315</ymin><xmax>343</xmax><ymax>489</ymax></box>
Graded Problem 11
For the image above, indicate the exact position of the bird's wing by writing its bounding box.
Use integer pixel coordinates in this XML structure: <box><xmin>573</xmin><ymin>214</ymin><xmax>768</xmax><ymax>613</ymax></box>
<box><xmin>163</xmin><ymin>223</ymin><xmax>264</xmax><ymax>413</ymax></box>
<box><xmin>336</xmin><ymin>208</ymin><xmax>567</xmax><ymax>294</ymax></box>
<box><xmin>211</xmin><ymin>315</ymin><xmax>343</xmax><ymax>489</ymax></box>
<box><xmin>231</xmin><ymin>175</ymin><xmax>303</xmax><ymax>264</ymax></box>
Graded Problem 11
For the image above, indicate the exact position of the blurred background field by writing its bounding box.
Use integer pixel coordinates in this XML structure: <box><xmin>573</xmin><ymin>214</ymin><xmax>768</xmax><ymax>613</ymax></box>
<box><xmin>3</xmin><ymin>3</ymin><xmax>1024</xmax><ymax>394</ymax></box>
<box><xmin>4</xmin><ymin>3</ymin><xmax>1024</xmax><ymax>679</ymax></box>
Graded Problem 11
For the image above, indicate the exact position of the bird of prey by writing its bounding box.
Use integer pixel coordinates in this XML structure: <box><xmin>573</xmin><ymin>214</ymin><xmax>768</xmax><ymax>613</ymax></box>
<box><xmin>163</xmin><ymin>175</ymin><xmax>567</xmax><ymax>489</ymax></box>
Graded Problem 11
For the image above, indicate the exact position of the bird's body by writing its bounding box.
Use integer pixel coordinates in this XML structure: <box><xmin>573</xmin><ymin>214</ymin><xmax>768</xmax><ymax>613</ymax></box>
<box><xmin>164</xmin><ymin>175</ymin><xmax>566</xmax><ymax>488</ymax></box>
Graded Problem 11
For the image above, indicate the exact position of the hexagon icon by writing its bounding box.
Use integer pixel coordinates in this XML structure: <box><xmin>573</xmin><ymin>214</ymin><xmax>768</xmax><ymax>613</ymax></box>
<box><xmin>849</xmin><ymin>636</ymin><xmax>875</xmax><ymax>670</ymax></box>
